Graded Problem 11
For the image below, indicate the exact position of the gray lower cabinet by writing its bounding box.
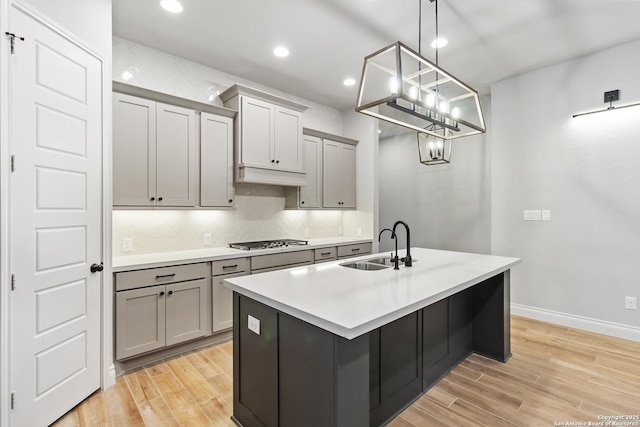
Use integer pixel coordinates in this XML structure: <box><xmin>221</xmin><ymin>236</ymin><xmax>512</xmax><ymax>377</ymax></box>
<box><xmin>212</xmin><ymin>258</ymin><xmax>250</xmax><ymax>333</ymax></box>
<box><xmin>115</xmin><ymin>263</ymin><xmax>210</xmax><ymax>360</ymax></box>
<box><xmin>337</xmin><ymin>242</ymin><xmax>372</xmax><ymax>259</ymax></box>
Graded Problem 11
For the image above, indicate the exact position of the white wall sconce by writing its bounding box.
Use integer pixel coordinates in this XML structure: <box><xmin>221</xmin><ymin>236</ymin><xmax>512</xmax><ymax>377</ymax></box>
<box><xmin>572</xmin><ymin>90</ymin><xmax>640</xmax><ymax>118</ymax></box>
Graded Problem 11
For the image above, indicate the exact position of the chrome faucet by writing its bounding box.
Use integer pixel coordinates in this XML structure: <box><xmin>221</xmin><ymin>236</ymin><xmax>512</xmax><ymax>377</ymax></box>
<box><xmin>378</xmin><ymin>228</ymin><xmax>399</xmax><ymax>270</ymax></box>
<box><xmin>392</xmin><ymin>220</ymin><xmax>412</xmax><ymax>267</ymax></box>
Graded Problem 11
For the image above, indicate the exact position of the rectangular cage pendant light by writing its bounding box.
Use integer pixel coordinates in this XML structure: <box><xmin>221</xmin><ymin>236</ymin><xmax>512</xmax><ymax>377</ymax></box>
<box><xmin>355</xmin><ymin>41</ymin><xmax>486</xmax><ymax>140</ymax></box>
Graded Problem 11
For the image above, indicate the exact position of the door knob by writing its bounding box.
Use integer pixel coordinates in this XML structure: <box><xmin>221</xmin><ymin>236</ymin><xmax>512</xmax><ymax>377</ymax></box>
<box><xmin>90</xmin><ymin>263</ymin><xmax>104</xmax><ymax>273</ymax></box>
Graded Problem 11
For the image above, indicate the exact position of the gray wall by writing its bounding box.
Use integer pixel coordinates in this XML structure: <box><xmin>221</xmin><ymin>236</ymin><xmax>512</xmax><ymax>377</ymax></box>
<box><xmin>492</xmin><ymin>39</ymin><xmax>640</xmax><ymax>329</ymax></box>
<box><xmin>23</xmin><ymin>0</ymin><xmax>112</xmax><ymax>56</ymax></box>
<box><xmin>378</xmin><ymin>97</ymin><xmax>492</xmax><ymax>255</ymax></box>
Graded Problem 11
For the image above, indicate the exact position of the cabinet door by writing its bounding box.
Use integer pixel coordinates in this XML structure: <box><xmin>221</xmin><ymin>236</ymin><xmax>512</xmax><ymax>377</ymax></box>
<box><xmin>156</xmin><ymin>103</ymin><xmax>196</xmax><ymax>207</ymax></box>
<box><xmin>165</xmin><ymin>279</ymin><xmax>209</xmax><ymax>346</ymax></box>
<box><xmin>113</xmin><ymin>93</ymin><xmax>156</xmax><ymax>206</ymax></box>
<box><xmin>299</xmin><ymin>135</ymin><xmax>322</xmax><ymax>208</ymax></box>
<box><xmin>241</xmin><ymin>96</ymin><xmax>273</xmax><ymax>167</ymax></box>
<box><xmin>273</xmin><ymin>105</ymin><xmax>303</xmax><ymax>171</ymax></box>
<box><xmin>201</xmin><ymin>112</ymin><xmax>234</xmax><ymax>207</ymax></box>
<box><xmin>212</xmin><ymin>271</ymin><xmax>247</xmax><ymax>332</ymax></box>
<box><xmin>339</xmin><ymin>143</ymin><xmax>356</xmax><ymax>208</ymax></box>
<box><xmin>115</xmin><ymin>286</ymin><xmax>165</xmax><ymax>360</ymax></box>
<box><xmin>323</xmin><ymin>140</ymin><xmax>356</xmax><ymax>208</ymax></box>
<box><xmin>322</xmin><ymin>140</ymin><xmax>340</xmax><ymax>208</ymax></box>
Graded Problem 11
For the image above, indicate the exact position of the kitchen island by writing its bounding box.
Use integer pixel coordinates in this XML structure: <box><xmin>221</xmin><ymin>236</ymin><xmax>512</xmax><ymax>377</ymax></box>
<box><xmin>224</xmin><ymin>247</ymin><xmax>521</xmax><ymax>427</ymax></box>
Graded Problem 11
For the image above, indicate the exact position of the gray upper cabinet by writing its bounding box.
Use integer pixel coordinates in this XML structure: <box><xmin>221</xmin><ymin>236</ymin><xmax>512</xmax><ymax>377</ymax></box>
<box><xmin>220</xmin><ymin>84</ymin><xmax>308</xmax><ymax>187</ymax></box>
<box><xmin>298</xmin><ymin>135</ymin><xmax>323</xmax><ymax>208</ymax></box>
<box><xmin>285</xmin><ymin>129</ymin><xmax>358</xmax><ymax>210</ymax></box>
<box><xmin>200</xmin><ymin>112</ymin><xmax>234</xmax><ymax>207</ymax></box>
<box><xmin>323</xmin><ymin>139</ymin><xmax>356</xmax><ymax>209</ymax></box>
<box><xmin>113</xmin><ymin>92</ymin><xmax>196</xmax><ymax>207</ymax></box>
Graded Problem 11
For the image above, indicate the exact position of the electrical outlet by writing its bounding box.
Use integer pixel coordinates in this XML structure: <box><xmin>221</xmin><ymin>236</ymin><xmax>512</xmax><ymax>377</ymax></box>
<box><xmin>542</xmin><ymin>210</ymin><xmax>551</xmax><ymax>221</ymax></box>
<box><xmin>625</xmin><ymin>296</ymin><xmax>637</xmax><ymax>311</ymax></box>
<box><xmin>248</xmin><ymin>315</ymin><xmax>260</xmax><ymax>335</ymax></box>
<box><xmin>122</xmin><ymin>237</ymin><xmax>133</xmax><ymax>252</ymax></box>
<box><xmin>524</xmin><ymin>210</ymin><xmax>541</xmax><ymax>221</ymax></box>
<box><xmin>203</xmin><ymin>233</ymin><xmax>212</xmax><ymax>246</ymax></box>
<box><xmin>304</xmin><ymin>228</ymin><xmax>310</xmax><ymax>238</ymax></box>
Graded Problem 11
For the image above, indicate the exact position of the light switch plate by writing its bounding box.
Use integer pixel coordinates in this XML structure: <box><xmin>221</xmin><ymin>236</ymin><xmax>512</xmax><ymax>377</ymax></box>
<box><xmin>542</xmin><ymin>210</ymin><xmax>551</xmax><ymax>221</ymax></box>
<box><xmin>248</xmin><ymin>315</ymin><xmax>261</xmax><ymax>335</ymax></box>
<box><xmin>625</xmin><ymin>296</ymin><xmax>637</xmax><ymax>311</ymax></box>
<box><xmin>203</xmin><ymin>233</ymin><xmax>212</xmax><ymax>246</ymax></box>
<box><xmin>524</xmin><ymin>210</ymin><xmax>541</xmax><ymax>221</ymax></box>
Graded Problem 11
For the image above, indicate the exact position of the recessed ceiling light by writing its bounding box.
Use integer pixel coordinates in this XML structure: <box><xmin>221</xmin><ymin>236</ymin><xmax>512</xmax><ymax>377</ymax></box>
<box><xmin>121</xmin><ymin>70</ymin><xmax>133</xmax><ymax>81</ymax></box>
<box><xmin>273</xmin><ymin>46</ymin><xmax>290</xmax><ymax>58</ymax></box>
<box><xmin>160</xmin><ymin>0</ymin><xmax>183</xmax><ymax>13</ymax></box>
<box><xmin>343</xmin><ymin>78</ymin><xmax>356</xmax><ymax>87</ymax></box>
<box><xmin>431</xmin><ymin>38</ymin><xmax>448</xmax><ymax>49</ymax></box>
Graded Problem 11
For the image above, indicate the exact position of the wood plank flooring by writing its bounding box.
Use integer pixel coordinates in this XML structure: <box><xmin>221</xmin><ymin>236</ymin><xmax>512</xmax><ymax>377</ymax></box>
<box><xmin>52</xmin><ymin>316</ymin><xmax>640</xmax><ymax>426</ymax></box>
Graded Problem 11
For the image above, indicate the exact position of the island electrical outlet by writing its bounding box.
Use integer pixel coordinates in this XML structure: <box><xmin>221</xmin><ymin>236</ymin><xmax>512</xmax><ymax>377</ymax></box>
<box><xmin>248</xmin><ymin>315</ymin><xmax>261</xmax><ymax>335</ymax></box>
<box><xmin>625</xmin><ymin>296</ymin><xmax>637</xmax><ymax>310</ymax></box>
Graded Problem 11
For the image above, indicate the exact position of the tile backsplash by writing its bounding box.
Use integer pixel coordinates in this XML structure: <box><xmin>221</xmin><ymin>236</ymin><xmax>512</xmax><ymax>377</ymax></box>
<box><xmin>113</xmin><ymin>184</ymin><xmax>344</xmax><ymax>256</ymax></box>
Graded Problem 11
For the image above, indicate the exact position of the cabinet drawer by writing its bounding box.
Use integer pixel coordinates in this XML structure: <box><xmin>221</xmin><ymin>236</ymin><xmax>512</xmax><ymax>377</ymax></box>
<box><xmin>337</xmin><ymin>243</ymin><xmax>372</xmax><ymax>259</ymax></box>
<box><xmin>314</xmin><ymin>247</ymin><xmax>337</xmax><ymax>262</ymax></box>
<box><xmin>251</xmin><ymin>250</ymin><xmax>314</xmax><ymax>271</ymax></box>
<box><xmin>115</xmin><ymin>263</ymin><xmax>208</xmax><ymax>291</ymax></box>
<box><xmin>212</xmin><ymin>258</ymin><xmax>250</xmax><ymax>276</ymax></box>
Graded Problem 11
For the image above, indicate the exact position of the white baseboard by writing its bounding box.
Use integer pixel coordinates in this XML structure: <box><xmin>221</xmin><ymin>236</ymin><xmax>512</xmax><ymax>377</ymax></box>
<box><xmin>511</xmin><ymin>303</ymin><xmax>640</xmax><ymax>342</ymax></box>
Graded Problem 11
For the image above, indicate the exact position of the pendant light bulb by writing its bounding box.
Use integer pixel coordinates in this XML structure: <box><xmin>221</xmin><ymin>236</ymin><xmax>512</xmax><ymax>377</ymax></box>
<box><xmin>388</xmin><ymin>77</ymin><xmax>398</xmax><ymax>94</ymax></box>
<box><xmin>438</xmin><ymin>101</ymin><xmax>449</xmax><ymax>114</ymax></box>
<box><xmin>426</xmin><ymin>94</ymin><xmax>435</xmax><ymax>108</ymax></box>
<box><xmin>408</xmin><ymin>86</ymin><xmax>419</xmax><ymax>100</ymax></box>
<box><xmin>451</xmin><ymin>107</ymin><xmax>460</xmax><ymax>119</ymax></box>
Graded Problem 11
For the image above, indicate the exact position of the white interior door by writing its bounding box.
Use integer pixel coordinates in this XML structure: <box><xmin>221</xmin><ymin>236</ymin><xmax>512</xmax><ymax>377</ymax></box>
<box><xmin>9</xmin><ymin>7</ymin><xmax>103</xmax><ymax>426</ymax></box>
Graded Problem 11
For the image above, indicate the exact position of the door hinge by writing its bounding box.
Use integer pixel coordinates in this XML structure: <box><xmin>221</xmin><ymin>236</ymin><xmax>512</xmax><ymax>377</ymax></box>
<box><xmin>10</xmin><ymin>392</ymin><xmax>15</xmax><ymax>409</ymax></box>
<box><xmin>11</xmin><ymin>155</ymin><xmax>15</xmax><ymax>172</ymax></box>
<box><xmin>5</xmin><ymin>32</ymin><xmax>25</xmax><ymax>54</ymax></box>
<box><xmin>11</xmin><ymin>274</ymin><xmax>16</xmax><ymax>291</ymax></box>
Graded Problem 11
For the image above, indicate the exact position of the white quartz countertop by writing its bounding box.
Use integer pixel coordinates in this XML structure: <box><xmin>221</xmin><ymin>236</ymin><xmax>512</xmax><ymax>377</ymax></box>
<box><xmin>224</xmin><ymin>247</ymin><xmax>521</xmax><ymax>340</ymax></box>
<box><xmin>112</xmin><ymin>237</ymin><xmax>372</xmax><ymax>272</ymax></box>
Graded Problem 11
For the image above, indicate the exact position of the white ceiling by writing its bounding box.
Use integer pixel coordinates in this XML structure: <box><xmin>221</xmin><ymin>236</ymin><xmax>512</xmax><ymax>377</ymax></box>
<box><xmin>113</xmin><ymin>0</ymin><xmax>640</xmax><ymax>111</ymax></box>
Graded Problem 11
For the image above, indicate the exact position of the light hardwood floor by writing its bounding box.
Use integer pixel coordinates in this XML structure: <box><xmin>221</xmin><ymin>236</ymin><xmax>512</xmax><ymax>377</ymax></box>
<box><xmin>52</xmin><ymin>316</ymin><xmax>640</xmax><ymax>426</ymax></box>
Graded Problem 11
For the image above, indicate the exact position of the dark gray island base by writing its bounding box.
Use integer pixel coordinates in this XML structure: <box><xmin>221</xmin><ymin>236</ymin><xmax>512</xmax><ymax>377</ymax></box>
<box><xmin>231</xmin><ymin>271</ymin><xmax>511</xmax><ymax>427</ymax></box>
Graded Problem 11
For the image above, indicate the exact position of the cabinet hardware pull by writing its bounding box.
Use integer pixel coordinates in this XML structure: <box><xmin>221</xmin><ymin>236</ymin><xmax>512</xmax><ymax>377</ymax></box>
<box><xmin>150</xmin><ymin>197</ymin><xmax>155</xmax><ymax>201</ymax></box>
<box><xmin>168</xmin><ymin>290</ymin><xmax>173</xmax><ymax>295</ymax></box>
<box><xmin>271</xmin><ymin>159</ymin><xmax>275</xmax><ymax>163</ymax></box>
<box><xmin>301</xmin><ymin>201</ymin><xmax>305</xmax><ymax>204</ymax></box>
<box><xmin>159</xmin><ymin>291</ymin><xmax>165</xmax><ymax>296</ymax></box>
<box><xmin>321</xmin><ymin>252</ymin><xmax>331</xmax><ymax>256</ymax></box>
<box><xmin>276</xmin><ymin>160</ymin><xmax>280</xmax><ymax>164</ymax></box>
<box><xmin>222</xmin><ymin>264</ymin><xmax>238</xmax><ymax>269</ymax></box>
<box><xmin>158</xmin><ymin>197</ymin><xmax>163</xmax><ymax>201</ymax></box>
<box><xmin>351</xmin><ymin>248</ymin><xmax>360</xmax><ymax>252</ymax></box>
<box><xmin>155</xmin><ymin>273</ymin><xmax>176</xmax><ymax>279</ymax></box>
<box><xmin>228</xmin><ymin>199</ymin><xmax>233</xmax><ymax>203</ymax></box>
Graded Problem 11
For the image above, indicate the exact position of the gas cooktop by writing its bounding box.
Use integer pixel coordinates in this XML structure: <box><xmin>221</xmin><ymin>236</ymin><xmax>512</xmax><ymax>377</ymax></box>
<box><xmin>228</xmin><ymin>239</ymin><xmax>309</xmax><ymax>251</ymax></box>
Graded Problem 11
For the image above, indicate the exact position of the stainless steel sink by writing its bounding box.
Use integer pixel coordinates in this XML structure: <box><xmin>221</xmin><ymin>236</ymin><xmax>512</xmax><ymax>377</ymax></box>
<box><xmin>366</xmin><ymin>257</ymin><xmax>418</xmax><ymax>266</ymax></box>
<box><xmin>339</xmin><ymin>261</ymin><xmax>389</xmax><ymax>271</ymax></box>
<box><xmin>339</xmin><ymin>256</ymin><xmax>418</xmax><ymax>271</ymax></box>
